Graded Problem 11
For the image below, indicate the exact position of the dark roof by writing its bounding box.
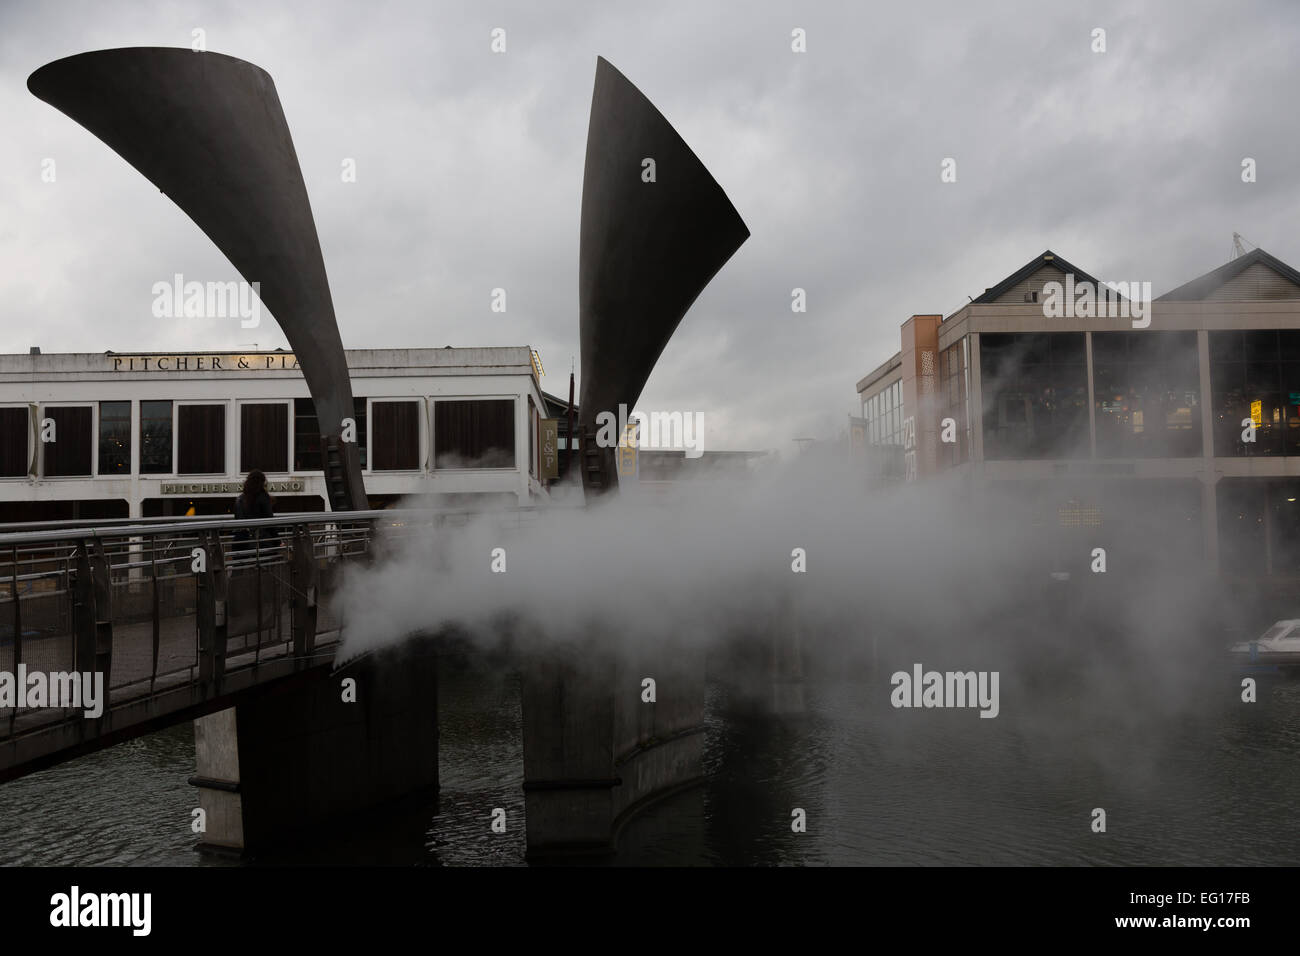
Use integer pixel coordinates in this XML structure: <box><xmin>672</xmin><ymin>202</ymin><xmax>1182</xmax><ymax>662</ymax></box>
<box><xmin>540</xmin><ymin>390</ymin><xmax>574</xmax><ymax>417</ymax></box>
<box><xmin>971</xmin><ymin>250</ymin><xmax>1103</xmax><ymax>304</ymax></box>
<box><xmin>1156</xmin><ymin>248</ymin><xmax>1300</xmax><ymax>301</ymax></box>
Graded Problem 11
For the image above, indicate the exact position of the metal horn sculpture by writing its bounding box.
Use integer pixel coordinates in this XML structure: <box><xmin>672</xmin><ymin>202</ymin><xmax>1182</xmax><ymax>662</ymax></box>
<box><xmin>577</xmin><ymin>57</ymin><xmax>749</xmax><ymax>495</ymax></box>
<box><xmin>28</xmin><ymin>48</ymin><xmax>366</xmax><ymax>511</ymax></box>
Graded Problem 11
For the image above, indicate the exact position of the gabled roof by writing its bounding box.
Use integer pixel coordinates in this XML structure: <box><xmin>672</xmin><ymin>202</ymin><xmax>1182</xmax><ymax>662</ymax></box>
<box><xmin>541</xmin><ymin>390</ymin><xmax>573</xmax><ymax>416</ymax></box>
<box><xmin>971</xmin><ymin>250</ymin><xmax>1103</xmax><ymax>304</ymax></box>
<box><xmin>1156</xmin><ymin>247</ymin><xmax>1300</xmax><ymax>301</ymax></box>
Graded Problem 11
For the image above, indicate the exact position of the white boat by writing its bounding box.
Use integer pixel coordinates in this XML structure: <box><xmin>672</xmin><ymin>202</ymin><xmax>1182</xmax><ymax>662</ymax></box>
<box><xmin>1228</xmin><ymin>620</ymin><xmax>1300</xmax><ymax>669</ymax></box>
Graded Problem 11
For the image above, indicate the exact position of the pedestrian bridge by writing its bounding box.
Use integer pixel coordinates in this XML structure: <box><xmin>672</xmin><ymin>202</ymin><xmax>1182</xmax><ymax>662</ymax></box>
<box><xmin>0</xmin><ymin>510</ymin><xmax>406</xmax><ymax>782</ymax></box>
<box><xmin>0</xmin><ymin>508</ymin><xmax>710</xmax><ymax>859</ymax></box>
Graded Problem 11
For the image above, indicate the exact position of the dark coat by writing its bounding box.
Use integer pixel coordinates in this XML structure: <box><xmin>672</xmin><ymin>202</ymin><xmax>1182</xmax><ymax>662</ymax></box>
<box><xmin>233</xmin><ymin>490</ymin><xmax>276</xmax><ymax>547</ymax></box>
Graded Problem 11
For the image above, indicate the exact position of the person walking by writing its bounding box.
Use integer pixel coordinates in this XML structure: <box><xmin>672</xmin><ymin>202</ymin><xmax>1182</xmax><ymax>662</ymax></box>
<box><xmin>232</xmin><ymin>469</ymin><xmax>275</xmax><ymax>552</ymax></box>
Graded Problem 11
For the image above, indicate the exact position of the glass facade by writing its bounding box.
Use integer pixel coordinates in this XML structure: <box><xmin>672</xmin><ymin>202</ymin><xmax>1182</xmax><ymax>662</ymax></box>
<box><xmin>240</xmin><ymin>402</ymin><xmax>288</xmax><ymax>473</ymax></box>
<box><xmin>938</xmin><ymin>339</ymin><xmax>970</xmax><ymax>466</ymax></box>
<box><xmin>0</xmin><ymin>407</ymin><xmax>28</xmax><ymax>478</ymax></box>
<box><xmin>176</xmin><ymin>404</ymin><xmax>225</xmax><ymax>475</ymax></box>
<box><xmin>372</xmin><ymin>400</ymin><xmax>422</xmax><ymax>471</ymax></box>
<box><xmin>434</xmin><ymin>399</ymin><xmax>516</xmax><ymax>469</ymax></box>
<box><xmin>980</xmin><ymin>333</ymin><xmax>1088</xmax><ymax>460</ymax></box>
<box><xmin>294</xmin><ymin>397</ymin><xmax>368</xmax><ymax>471</ymax></box>
<box><xmin>838</xmin><ymin>330</ymin><xmax>1300</xmax><ymax>462</ymax></box>
<box><xmin>139</xmin><ymin>400</ymin><xmax>172</xmax><ymax>474</ymax></box>
<box><xmin>965</xmin><ymin>330</ymin><xmax>1300</xmax><ymax>460</ymax></box>
<box><xmin>98</xmin><ymin>401</ymin><xmax>131</xmax><ymax>475</ymax></box>
<box><xmin>862</xmin><ymin>379</ymin><xmax>904</xmax><ymax>480</ymax></box>
<box><xmin>864</xmin><ymin>380</ymin><xmax>903</xmax><ymax>449</ymax></box>
<box><xmin>1216</xmin><ymin>478</ymin><xmax>1300</xmax><ymax>575</ymax></box>
<box><xmin>1092</xmin><ymin>331</ymin><xmax>1200</xmax><ymax>458</ymax></box>
<box><xmin>43</xmin><ymin>406</ymin><xmax>93</xmax><ymax>477</ymax></box>
<box><xmin>1209</xmin><ymin>331</ymin><xmax>1300</xmax><ymax>457</ymax></box>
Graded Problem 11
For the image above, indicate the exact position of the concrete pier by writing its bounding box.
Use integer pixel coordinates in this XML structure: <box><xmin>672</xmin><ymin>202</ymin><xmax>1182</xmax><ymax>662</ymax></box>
<box><xmin>711</xmin><ymin>607</ymin><xmax>806</xmax><ymax>718</ymax></box>
<box><xmin>768</xmin><ymin>600</ymin><xmax>806</xmax><ymax>715</ymax></box>
<box><xmin>191</xmin><ymin>636</ymin><xmax>439</xmax><ymax>854</ymax></box>
<box><xmin>521</xmin><ymin>637</ymin><xmax>707</xmax><ymax>859</ymax></box>
<box><xmin>612</xmin><ymin>641</ymin><xmax>708</xmax><ymax>830</ymax></box>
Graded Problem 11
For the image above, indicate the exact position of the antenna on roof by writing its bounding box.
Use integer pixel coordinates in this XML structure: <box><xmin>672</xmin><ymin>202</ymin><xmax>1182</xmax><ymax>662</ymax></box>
<box><xmin>1231</xmin><ymin>232</ymin><xmax>1256</xmax><ymax>260</ymax></box>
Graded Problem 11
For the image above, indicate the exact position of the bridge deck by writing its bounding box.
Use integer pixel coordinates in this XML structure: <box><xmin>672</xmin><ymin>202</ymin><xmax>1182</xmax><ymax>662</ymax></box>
<box><xmin>0</xmin><ymin>512</ymin><xmax>385</xmax><ymax>782</ymax></box>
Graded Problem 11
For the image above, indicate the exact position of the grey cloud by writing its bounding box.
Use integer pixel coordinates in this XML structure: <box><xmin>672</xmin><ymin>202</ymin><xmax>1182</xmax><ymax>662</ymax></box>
<box><xmin>3</xmin><ymin>0</ymin><xmax>1299</xmax><ymax>451</ymax></box>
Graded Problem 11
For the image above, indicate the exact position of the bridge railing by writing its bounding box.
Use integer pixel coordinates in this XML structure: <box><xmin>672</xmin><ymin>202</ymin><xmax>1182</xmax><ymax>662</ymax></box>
<box><xmin>0</xmin><ymin>505</ymin><xmax>550</xmax><ymax>743</ymax></box>
<box><xmin>0</xmin><ymin>512</ymin><xmax>383</xmax><ymax>737</ymax></box>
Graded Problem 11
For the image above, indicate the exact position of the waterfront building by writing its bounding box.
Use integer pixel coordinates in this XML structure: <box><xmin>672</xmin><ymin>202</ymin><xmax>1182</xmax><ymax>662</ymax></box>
<box><xmin>855</xmin><ymin>248</ymin><xmax>1300</xmax><ymax>591</ymax></box>
<box><xmin>0</xmin><ymin>346</ymin><xmax>554</xmax><ymax>521</ymax></box>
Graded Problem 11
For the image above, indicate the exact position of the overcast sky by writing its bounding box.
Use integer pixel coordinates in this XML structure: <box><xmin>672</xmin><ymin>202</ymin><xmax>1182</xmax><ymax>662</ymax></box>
<box><xmin>3</xmin><ymin>0</ymin><xmax>1299</xmax><ymax>451</ymax></box>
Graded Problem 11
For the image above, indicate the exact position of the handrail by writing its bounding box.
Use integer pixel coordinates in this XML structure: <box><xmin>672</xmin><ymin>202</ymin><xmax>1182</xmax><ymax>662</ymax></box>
<box><xmin>0</xmin><ymin>511</ymin><xmax>360</xmax><ymax>534</ymax></box>
<box><xmin>0</xmin><ymin>506</ymin><xmax>544</xmax><ymax>547</ymax></box>
<box><xmin>0</xmin><ymin>498</ymin><xmax>557</xmax><ymax>770</ymax></box>
<box><xmin>0</xmin><ymin>510</ymin><xmax>378</xmax><ymax>540</ymax></box>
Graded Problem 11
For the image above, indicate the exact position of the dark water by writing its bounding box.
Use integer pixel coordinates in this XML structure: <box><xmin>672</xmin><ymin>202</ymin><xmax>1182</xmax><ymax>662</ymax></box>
<box><xmin>1</xmin><ymin>662</ymin><xmax>1297</xmax><ymax>866</ymax></box>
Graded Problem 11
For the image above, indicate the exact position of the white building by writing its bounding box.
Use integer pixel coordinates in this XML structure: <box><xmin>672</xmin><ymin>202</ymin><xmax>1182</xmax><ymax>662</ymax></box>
<box><xmin>0</xmin><ymin>346</ymin><xmax>555</xmax><ymax>521</ymax></box>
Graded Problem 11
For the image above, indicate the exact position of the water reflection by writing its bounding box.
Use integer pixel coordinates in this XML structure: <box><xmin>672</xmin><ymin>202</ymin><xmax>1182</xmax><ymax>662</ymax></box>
<box><xmin>618</xmin><ymin>673</ymin><xmax>1300</xmax><ymax>866</ymax></box>
<box><xmin>1</xmin><ymin>660</ymin><xmax>1298</xmax><ymax>866</ymax></box>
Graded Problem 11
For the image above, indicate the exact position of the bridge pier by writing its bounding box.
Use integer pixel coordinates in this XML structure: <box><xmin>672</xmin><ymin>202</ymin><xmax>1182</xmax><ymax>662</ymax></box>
<box><xmin>770</xmin><ymin>605</ymin><xmax>805</xmax><ymax>715</ymax></box>
<box><xmin>521</xmin><ymin>637</ymin><xmax>706</xmax><ymax>860</ymax></box>
<box><xmin>710</xmin><ymin>607</ymin><xmax>806</xmax><ymax>717</ymax></box>
<box><xmin>191</xmin><ymin>635</ymin><xmax>439</xmax><ymax>855</ymax></box>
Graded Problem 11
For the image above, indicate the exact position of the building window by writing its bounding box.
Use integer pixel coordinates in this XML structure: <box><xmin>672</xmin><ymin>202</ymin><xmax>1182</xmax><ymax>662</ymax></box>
<box><xmin>0</xmin><ymin>407</ymin><xmax>29</xmax><ymax>478</ymax></box>
<box><xmin>434</xmin><ymin>399</ymin><xmax>516</xmax><ymax>468</ymax></box>
<box><xmin>1209</xmin><ymin>330</ymin><xmax>1300</xmax><ymax>457</ymax></box>
<box><xmin>293</xmin><ymin>398</ymin><xmax>320</xmax><ymax>471</ymax></box>
<box><xmin>0</xmin><ymin>498</ymin><xmax>128</xmax><ymax>523</ymax></box>
<box><xmin>294</xmin><ymin>397</ymin><xmax>367</xmax><ymax>471</ymax></box>
<box><xmin>1268</xmin><ymin>480</ymin><xmax>1300</xmax><ymax>574</ymax></box>
<box><xmin>372</xmin><ymin>400</ymin><xmax>421</xmax><ymax>470</ymax></box>
<box><xmin>240</xmin><ymin>403</ymin><xmax>288</xmax><ymax>473</ymax></box>
<box><xmin>140</xmin><ymin>400</ymin><xmax>173</xmax><ymax>474</ymax></box>
<box><xmin>98</xmin><ymin>401</ymin><xmax>131</xmax><ymax>476</ymax></box>
<box><xmin>43</xmin><ymin>406</ymin><xmax>93</xmax><ymax>477</ymax></box>
<box><xmin>1216</xmin><ymin>479</ymin><xmax>1266</xmax><ymax>574</ymax></box>
<box><xmin>866</xmin><ymin>381</ymin><xmax>904</xmax><ymax>449</ymax></box>
<box><xmin>980</xmin><ymin>333</ymin><xmax>1088</xmax><ymax>461</ymax></box>
<box><xmin>863</xmin><ymin>381</ymin><xmax>904</xmax><ymax>479</ymax></box>
<box><xmin>528</xmin><ymin>399</ymin><xmax>537</xmax><ymax>477</ymax></box>
<box><xmin>1093</xmin><ymin>331</ymin><xmax>1200</xmax><ymax>458</ymax></box>
<box><xmin>177</xmin><ymin>404</ymin><xmax>225</xmax><ymax>474</ymax></box>
<box><xmin>939</xmin><ymin>340</ymin><xmax>970</xmax><ymax>466</ymax></box>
